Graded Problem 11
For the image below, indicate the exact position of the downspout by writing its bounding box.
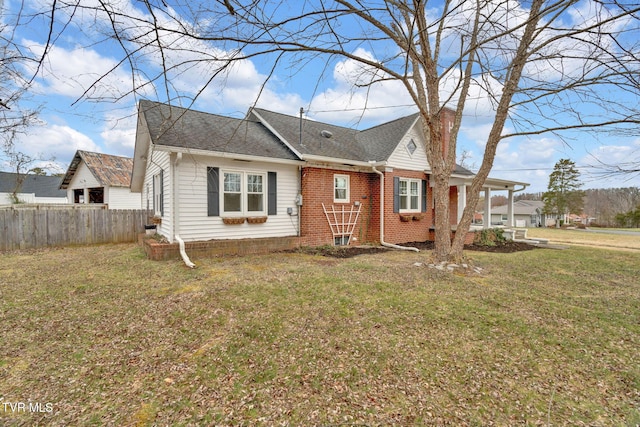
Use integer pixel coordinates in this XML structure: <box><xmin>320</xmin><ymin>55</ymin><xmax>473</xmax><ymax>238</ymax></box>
<box><xmin>371</xmin><ymin>164</ymin><xmax>420</xmax><ymax>252</ymax></box>
<box><xmin>172</xmin><ymin>152</ymin><xmax>196</xmax><ymax>268</ymax></box>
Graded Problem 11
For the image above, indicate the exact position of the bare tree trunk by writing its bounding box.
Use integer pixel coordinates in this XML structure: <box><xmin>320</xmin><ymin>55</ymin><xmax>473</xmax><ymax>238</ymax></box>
<box><xmin>432</xmin><ymin>170</ymin><xmax>451</xmax><ymax>261</ymax></box>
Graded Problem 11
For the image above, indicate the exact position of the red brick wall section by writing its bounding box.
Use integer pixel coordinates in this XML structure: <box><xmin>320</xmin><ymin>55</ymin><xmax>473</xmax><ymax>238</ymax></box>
<box><xmin>299</xmin><ymin>167</ymin><xmax>463</xmax><ymax>246</ymax></box>
<box><xmin>299</xmin><ymin>167</ymin><xmax>379</xmax><ymax>246</ymax></box>
<box><xmin>382</xmin><ymin>169</ymin><xmax>432</xmax><ymax>245</ymax></box>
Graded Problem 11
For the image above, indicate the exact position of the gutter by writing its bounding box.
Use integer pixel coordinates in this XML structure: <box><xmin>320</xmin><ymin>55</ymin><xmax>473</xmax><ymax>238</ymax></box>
<box><xmin>172</xmin><ymin>152</ymin><xmax>196</xmax><ymax>268</ymax></box>
<box><xmin>370</xmin><ymin>163</ymin><xmax>420</xmax><ymax>253</ymax></box>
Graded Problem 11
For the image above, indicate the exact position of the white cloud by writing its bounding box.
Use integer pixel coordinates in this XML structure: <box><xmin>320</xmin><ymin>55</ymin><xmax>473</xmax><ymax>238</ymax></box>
<box><xmin>100</xmin><ymin>107</ymin><xmax>138</xmax><ymax>155</ymax></box>
<box><xmin>11</xmin><ymin>122</ymin><xmax>101</xmax><ymax>172</ymax></box>
<box><xmin>579</xmin><ymin>139</ymin><xmax>640</xmax><ymax>188</ymax></box>
<box><xmin>23</xmin><ymin>41</ymin><xmax>140</xmax><ymax>102</ymax></box>
<box><xmin>304</xmin><ymin>49</ymin><xmax>415</xmax><ymax>126</ymax></box>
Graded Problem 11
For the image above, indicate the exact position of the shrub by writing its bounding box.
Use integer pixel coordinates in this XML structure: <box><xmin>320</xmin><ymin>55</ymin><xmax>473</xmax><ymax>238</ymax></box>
<box><xmin>473</xmin><ymin>228</ymin><xmax>506</xmax><ymax>246</ymax></box>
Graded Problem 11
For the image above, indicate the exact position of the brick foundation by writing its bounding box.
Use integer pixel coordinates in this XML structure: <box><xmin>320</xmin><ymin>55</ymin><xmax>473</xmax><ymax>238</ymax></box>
<box><xmin>140</xmin><ymin>235</ymin><xmax>301</xmax><ymax>261</ymax></box>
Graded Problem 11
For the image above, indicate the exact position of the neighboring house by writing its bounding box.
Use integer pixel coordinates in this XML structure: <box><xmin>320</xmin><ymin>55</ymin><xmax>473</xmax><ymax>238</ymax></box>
<box><xmin>131</xmin><ymin>100</ymin><xmax>528</xmax><ymax>248</ymax></box>
<box><xmin>0</xmin><ymin>171</ymin><xmax>68</xmax><ymax>205</ymax></box>
<box><xmin>489</xmin><ymin>200</ymin><xmax>561</xmax><ymax>227</ymax></box>
<box><xmin>60</xmin><ymin>150</ymin><xmax>142</xmax><ymax>209</ymax></box>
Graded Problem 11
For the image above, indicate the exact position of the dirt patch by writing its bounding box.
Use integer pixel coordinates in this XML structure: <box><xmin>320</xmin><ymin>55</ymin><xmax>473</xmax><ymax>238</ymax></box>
<box><xmin>293</xmin><ymin>240</ymin><xmax>539</xmax><ymax>258</ymax></box>
<box><xmin>291</xmin><ymin>245</ymin><xmax>391</xmax><ymax>258</ymax></box>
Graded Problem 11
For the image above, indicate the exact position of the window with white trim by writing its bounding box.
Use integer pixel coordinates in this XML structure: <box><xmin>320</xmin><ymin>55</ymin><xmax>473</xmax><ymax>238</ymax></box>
<box><xmin>399</xmin><ymin>178</ymin><xmax>420</xmax><ymax>212</ymax></box>
<box><xmin>246</xmin><ymin>173</ymin><xmax>264</xmax><ymax>212</ymax></box>
<box><xmin>222</xmin><ymin>170</ymin><xmax>266</xmax><ymax>215</ymax></box>
<box><xmin>334</xmin><ymin>174</ymin><xmax>349</xmax><ymax>203</ymax></box>
<box><xmin>153</xmin><ymin>171</ymin><xmax>163</xmax><ymax>216</ymax></box>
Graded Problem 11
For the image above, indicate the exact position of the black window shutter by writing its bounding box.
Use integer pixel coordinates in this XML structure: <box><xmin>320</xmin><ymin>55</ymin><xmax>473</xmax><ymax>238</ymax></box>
<box><xmin>393</xmin><ymin>177</ymin><xmax>400</xmax><ymax>213</ymax></box>
<box><xmin>207</xmin><ymin>167</ymin><xmax>219</xmax><ymax>216</ymax></box>
<box><xmin>421</xmin><ymin>179</ymin><xmax>427</xmax><ymax>213</ymax></box>
<box><xmin>268</xmin><ymin>171</ymin><xmax>277</xmax><ymax>215</ymax></box>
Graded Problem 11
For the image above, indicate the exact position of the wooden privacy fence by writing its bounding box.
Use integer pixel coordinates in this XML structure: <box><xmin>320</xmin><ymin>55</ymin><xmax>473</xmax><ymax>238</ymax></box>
<box><xmin>0</xmin><ymin>205</ymin><xmax>152</xmax><ymax>251</ymax></box>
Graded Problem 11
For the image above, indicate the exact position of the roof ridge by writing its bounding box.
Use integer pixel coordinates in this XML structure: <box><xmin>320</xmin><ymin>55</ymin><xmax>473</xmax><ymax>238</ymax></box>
<box><xmin>252</xmin><ymin>107</ymin><xmax>360</xmax><ymax>132</ymax></box>
<box><xmin>140</xmin><ymin>99</ymin><xmax>247</xmax><ymax>123</ymax></box>
<box><xmin>361</xmin><ymin>111</ymin><xmax>420</xmax><ymax>132</ymax></box>
<box><xmin>79</xmin><ymin>150</ymin><xmax>133</xmax><ymax>160</ymax></box>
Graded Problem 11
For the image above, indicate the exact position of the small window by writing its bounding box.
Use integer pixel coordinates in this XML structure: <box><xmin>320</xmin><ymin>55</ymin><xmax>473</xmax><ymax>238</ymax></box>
<box><xmin>153</xmin><ymin>172</ymin><xmax>163</xmax><ymax>216</ymax></box>
<box><xmin>335</xmin><ymin>236</ymin><xmax>350</xmax><ymax>246</ymax></box>
<box><xmin>88</xmin><ymin>187</ymin><xmax>104</xmax><ymax>204</ymax></box>
<box><xmin>334</xmin><ymin>174</ymin><xmax>349</xmax><ymax>203</ymax></box>
<box><xmin>406</xmin><ymin>139</ymin><xmax>417</xmax><ymax>156</ymax></box>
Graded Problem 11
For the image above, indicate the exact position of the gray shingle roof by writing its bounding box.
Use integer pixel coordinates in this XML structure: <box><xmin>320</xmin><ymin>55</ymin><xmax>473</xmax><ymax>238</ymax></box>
<box><xmin>491</xmin><ymin>200</ymin><xmax>544</xmax><ymax>215</ymax></box>
<box><xmin>357</xmin><ymin>113</ymin><xmax>421</xmax><ymax>162</ymax></box>
<box><xmin>0</xmin><ymin>171</ymin><xmax>66</xmax><ymax>198</ymax></box>
<box><xmin>251</xmin><ymin>108</ymin><xmax>420</xmax><ymax>163</ymax></box>
<box><xmin>139</xmin><ymin>100</ymin><xmax>299</xmax><ymax>161</ymax></box>
<box><xmin>138</xmin><ymin>101</ymin><xmax>474</xmax><ymax>174</ymax></box>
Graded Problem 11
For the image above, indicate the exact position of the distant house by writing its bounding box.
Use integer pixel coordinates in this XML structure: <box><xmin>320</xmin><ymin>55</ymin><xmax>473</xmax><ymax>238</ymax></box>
<box><xmin>0</xmin><ymin>171</ymin><xmax>67</xmax><ymax>205</ymax></box>
<box><xmin>60</xmin><ymin>150</ymin><xmax>142</xmax><ymax>209</ymax></box>
<box><xmin>131</xmin><ymin>100</ymin><xmax>528</xmax><ymax>249</ymax></box>
<box><xmin>489</xmin><ymin>200</ymin><xmax>561</xmax><ymax>227</ymax></box>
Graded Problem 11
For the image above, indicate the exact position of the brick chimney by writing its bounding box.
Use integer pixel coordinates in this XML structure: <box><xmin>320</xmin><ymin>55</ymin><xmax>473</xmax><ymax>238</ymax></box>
<box><xmin>439</xmin><ymin>107</ymin><xmax>456</xmax><ymax>162</ymax></box>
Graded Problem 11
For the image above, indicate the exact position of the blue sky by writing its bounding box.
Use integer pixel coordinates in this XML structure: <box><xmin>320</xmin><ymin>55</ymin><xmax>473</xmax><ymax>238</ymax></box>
<box><xmin>3</xmin><ymin>0</ymin><xmax>639</xmax><ymax>193</ymax></box>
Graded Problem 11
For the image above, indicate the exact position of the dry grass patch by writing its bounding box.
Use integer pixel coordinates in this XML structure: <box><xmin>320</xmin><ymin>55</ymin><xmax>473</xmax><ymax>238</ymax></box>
<box><xmin>527</xmin><ymin>227</ymin><xmax>640</xmax><ymax>251</ymax></box>
<box><xmin>0</xmin><ymin>243</ymin><xmax>638</xmax><ymax>426</ymax></box>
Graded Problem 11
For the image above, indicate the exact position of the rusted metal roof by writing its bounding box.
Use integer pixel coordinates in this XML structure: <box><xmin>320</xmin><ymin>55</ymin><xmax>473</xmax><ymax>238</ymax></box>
<box><xmin>60</xmin><ymin>151</ymin><xmax>134</xmax><ymax>189</ymax></box>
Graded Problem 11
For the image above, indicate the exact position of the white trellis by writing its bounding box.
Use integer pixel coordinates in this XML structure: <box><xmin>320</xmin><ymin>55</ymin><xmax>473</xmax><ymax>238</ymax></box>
<box><xmin>321</xmin><ymin>203</ymin><xmax>362</xmax><ymax>245</ymax></box>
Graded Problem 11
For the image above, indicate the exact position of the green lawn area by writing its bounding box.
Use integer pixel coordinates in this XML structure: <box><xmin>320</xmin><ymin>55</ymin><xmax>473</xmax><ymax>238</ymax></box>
<box><xmin>1</xmin><ymin>241</ymin><xmax>639</xmax><ymax>426</ymax></box>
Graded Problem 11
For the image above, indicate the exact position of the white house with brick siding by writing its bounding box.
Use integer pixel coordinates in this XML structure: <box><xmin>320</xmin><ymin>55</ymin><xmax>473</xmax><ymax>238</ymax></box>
<box><xmin>131</xmin><ymin>100</ymin><xmax>527</xmax><ymax>253</ymax></box>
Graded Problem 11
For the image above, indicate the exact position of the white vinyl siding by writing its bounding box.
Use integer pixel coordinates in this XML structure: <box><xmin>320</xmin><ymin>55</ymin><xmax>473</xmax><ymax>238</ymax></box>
<box><xmin>387</xmin><ymin>127</ymin><xmax>430</xmax><ymax>171</ymax></box>
<box><xmin>107</xmin><ymin>187</ymin><xmax>143</xmax><ymax>209</ymax></box>
<box><xmin>142</xmin><ymin>150</ymin><xmax>171</xmax><ymax>239</ymax></box>
<box><xmin>174</xmin><ymin>155</ymin><xmax>299</xmax><ymax>242</ymax></box>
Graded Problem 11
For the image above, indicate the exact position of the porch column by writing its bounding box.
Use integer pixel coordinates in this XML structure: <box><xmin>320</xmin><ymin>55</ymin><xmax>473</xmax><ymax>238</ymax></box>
<box><xmin>507</xmin><ymin>189</ymin><xmax>514</xmax><ymax>227</ymax></box>
<box><xmin>457</xmin><ymin>185</ymin><xmax>466</xmax><ymax>223</ymax></box>
<box><xmin>483</xmin><ymin>188</ymin><xmax>491</xmax><ymax>229</ymax></box>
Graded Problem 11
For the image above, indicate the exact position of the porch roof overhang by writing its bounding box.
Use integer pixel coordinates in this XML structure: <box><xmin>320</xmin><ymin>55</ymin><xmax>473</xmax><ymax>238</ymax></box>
<box><xmin>448</xmin><ymin>175</ymin><xmax>529</xmax><ymax>191</ymax></box>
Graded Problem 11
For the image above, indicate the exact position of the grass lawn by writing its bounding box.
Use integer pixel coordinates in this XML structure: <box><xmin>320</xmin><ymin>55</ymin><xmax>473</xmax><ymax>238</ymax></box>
<box><xmin>1</xmin><ymin>241</ymin><xmax>639</xmax><ymax>426</ymax></box>
<box><xmin>527</xmin><ymin>227</ymin><xmax>640</xmax><ymax>251</ymax></box>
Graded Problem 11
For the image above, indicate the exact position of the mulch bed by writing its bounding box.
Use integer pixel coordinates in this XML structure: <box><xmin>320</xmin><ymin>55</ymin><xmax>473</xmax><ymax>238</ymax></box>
<box><xmin>294</xmin><ymin>240</ymin><xmax>540</xmax><ymax>258</ymax></box>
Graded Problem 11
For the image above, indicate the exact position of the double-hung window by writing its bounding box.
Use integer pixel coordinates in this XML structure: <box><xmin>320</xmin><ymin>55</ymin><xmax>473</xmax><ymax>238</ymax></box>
<box><xmin>246</xmin><ymin>174</ymin><xmax>264</xmax><ymax>212</ymax></box>
<box><xmin>223</xmin><ymin>172</ymin><xmax>242</xmax><ymax>213</ymax></box>
<box><xmin>399</xmin><ymin>178</ymin><xmax>420</xmax><ymax>212</ymax></box>
<box><xmin>334</xmin><ymin>174</ymin><xmax>349</xmax><ymax>203</ymax></box>
<box><xmin>222</xmin><ymin>171</ymin><xmax>266</xmax><ymax>215</ymax></box>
